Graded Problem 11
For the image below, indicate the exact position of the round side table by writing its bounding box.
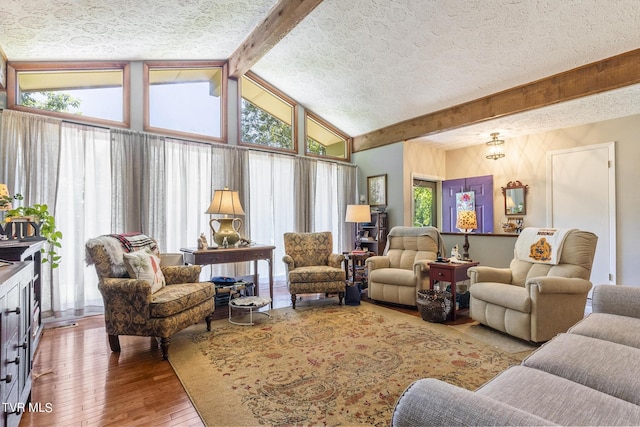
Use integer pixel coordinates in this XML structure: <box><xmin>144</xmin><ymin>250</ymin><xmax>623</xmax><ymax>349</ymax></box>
<box><xmin>228</xmin><ymin>296</ymin><xmax>272</xmax><ymax>325</ymax></box>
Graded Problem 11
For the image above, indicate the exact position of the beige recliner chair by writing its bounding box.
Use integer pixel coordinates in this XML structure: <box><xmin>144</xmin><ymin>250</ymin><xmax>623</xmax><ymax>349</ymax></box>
<box><xmin>366</xmin><ymin>226</ymin><xmax>444</xmax><ymax>306</ymax></box>
<box><xmin>468</xmin><ymin>228</ymin><xmax>597</xmax><ymax>342</ymax></box>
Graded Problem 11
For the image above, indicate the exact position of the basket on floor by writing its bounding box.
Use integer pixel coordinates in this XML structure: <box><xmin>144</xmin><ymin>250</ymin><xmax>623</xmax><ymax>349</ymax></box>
<box><xmin>417</xmin><ymin>289</ymin><xmax>452</xmax><ymax>323</ymax></box>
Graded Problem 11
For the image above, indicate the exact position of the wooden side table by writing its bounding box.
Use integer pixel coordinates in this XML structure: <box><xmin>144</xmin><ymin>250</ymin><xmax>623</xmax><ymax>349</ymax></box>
<box><xmin>343</xmin><ymin>251</ymin><xmax>372</xmax><ymax>287</ymax></box>
<box><xmin>429</xmin><ymin>261</ymin><xmax>479</xmax><ymax>321</ymax></box>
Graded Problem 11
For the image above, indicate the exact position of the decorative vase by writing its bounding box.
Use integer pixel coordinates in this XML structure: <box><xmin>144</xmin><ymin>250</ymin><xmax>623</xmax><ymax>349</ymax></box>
<box><xmin>210</xmin><ymin>217</ymin><xmax>242</xmax><ymax>247</ymax></box>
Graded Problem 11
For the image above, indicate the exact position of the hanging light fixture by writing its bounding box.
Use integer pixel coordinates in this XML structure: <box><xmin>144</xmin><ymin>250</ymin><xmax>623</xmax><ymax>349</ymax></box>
<box><xmin>485</xmin><ymin>132</ymin><xmax>505</xmax><ymax>160</ymax></box>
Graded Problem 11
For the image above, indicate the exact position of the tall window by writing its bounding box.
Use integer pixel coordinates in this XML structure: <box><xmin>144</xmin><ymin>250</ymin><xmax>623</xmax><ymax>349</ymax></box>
<box><xmin>413</xmin><ymin>178</ymin><xmax>437</xmax><ymax>227</ymax></box>
<box><xmin>8</xmin><ymin>62</ymin><xmax>128</xmax><ymax>127</ymax></box>
<box><xmin>305</xmin><ymin>112</ymin><xmax>350</xmax><ymax>160</ymax></box>
<box><xmin>145</xmin><ymin>61</ymin><xmax>226</xmax><ymax>142</ymax></box>
<box><xmin>240</xmin><ymin>72</ymin><xmax>296</xmax><ymax>152</ymax></box>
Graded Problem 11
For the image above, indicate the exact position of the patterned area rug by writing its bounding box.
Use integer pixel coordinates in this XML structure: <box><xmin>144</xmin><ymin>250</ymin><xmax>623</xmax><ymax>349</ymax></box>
<box><xmin>169</xmin><ymin>301</ymin><xmax>529</xmax><ymax>426</ymax></box>
<box><xmin>449</xmin><ymin>321</ymin><xmax>541</xmax><ymax>354</ymax></box>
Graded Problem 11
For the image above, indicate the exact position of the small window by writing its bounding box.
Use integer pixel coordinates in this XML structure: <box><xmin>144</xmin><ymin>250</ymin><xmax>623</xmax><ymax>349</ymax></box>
<box><xmin>240</xmin><ymin>72</ymin><xmax>295</xmax><ymax>152</ymax></box>
<box><xmin>413</xmin><ymin>179</ymin><xmax>437</xmax><ymax>227</ymax></box>
<box><xmin>8</xmin><ymin>62</ymin><xmax>128</xmax><ymax>127</ymax></box>
<box><xmin>305</xmin><ymin>112</ymin><xmax>350</xmax><ymax>160</ymax></box>
<box><xmin>145</xmin><ymin>61</ymin><xmax>226</xmax><ymax>142</ymax></box>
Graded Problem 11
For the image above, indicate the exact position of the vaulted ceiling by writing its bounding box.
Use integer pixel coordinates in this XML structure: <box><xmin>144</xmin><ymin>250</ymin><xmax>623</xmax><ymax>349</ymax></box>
<box><xmin>2</xmin><ymin>0</ymin><xmax>640</xmax><ymax>152</ymax></box>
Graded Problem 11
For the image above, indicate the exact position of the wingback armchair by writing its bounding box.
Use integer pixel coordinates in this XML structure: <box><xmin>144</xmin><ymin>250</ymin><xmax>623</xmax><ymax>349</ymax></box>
<box><xmin>366</xmin><ymin>226</ymin><xmax>444</xmax><ymax>306</ymax></box>
<box><xmin>468</xmin><ymin>228</ymin><xmax>597</xmax><ymax>342</ymax></box>
<box><xmin>85</xmin><ymin>234</ymin><xmax>215</xmax><ymax>359</ymax></box>
<box><xmin>282</xmin><ymin>231</ymin><xmax>346</xmax><ymax>309</ymax></box>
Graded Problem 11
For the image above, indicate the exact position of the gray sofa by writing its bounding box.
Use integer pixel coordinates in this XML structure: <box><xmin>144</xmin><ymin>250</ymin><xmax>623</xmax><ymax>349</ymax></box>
<box><xmin>391</xmin><ymin>285</ymin><xmax>640</xmax><ymax>426</ymax></box>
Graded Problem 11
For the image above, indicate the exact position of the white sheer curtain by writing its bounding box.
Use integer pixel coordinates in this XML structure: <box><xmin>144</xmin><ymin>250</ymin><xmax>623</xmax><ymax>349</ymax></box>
<box><xmin>1</xmin><ymin>110</ymin><xmax>357</xmax><ymax>319</ymax></box>
<box><xmin>247</xmin><ymin>151</ymin><xmax>296</xmax><ymax>279</ymax></box>
<box><xmin>56</xmin><ymin>123</ymin><xmax>112</xmax><ymax>316</ymax></box>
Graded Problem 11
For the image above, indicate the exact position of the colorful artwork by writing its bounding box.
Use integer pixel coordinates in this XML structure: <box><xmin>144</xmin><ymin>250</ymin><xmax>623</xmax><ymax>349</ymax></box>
<box><xmin>456</xmin><ymin>191</ymin><xmax>475</xmax><ymax>212</ymax></box>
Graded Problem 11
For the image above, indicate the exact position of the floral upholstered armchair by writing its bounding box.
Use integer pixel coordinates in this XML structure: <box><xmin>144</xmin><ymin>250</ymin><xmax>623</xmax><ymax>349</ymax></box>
<box><xmin>282</xmin><ymin>231</ymin><xmax>346</xmax><ymax>309</ymax></box>
<box><xmin>85</xmin><ymin>233</ymin><xmax>215</xmax><ymax>360</ymax></box>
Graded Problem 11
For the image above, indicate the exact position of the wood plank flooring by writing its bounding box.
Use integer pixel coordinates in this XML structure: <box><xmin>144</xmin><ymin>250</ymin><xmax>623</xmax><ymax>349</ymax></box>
<box><xmin>21</xmin><ymin>281</ymin><xmax>418</xmax><ymax>426</ymax></box>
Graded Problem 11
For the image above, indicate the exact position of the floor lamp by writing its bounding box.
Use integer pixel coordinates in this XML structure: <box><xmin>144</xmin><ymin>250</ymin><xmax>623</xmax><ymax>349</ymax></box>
<box><xmin>345</xmin><ymin>205</ymin><xmax>371</xmax><ymax>250</ymax></box>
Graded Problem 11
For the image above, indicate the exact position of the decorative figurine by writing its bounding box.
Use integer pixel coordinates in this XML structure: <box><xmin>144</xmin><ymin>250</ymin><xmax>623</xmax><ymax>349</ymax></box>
<box><xmin>198</xmin><ymin>233</ymin><xmax>208</xmax><ymax>249</ymax></box>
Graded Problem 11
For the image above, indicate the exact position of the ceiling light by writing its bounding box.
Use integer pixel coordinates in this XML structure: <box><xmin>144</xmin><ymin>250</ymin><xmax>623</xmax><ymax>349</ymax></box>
<box><xmin>485</xmin><ymin>132</ymin><xmax>505</xmax><ymax>160</ymax></box>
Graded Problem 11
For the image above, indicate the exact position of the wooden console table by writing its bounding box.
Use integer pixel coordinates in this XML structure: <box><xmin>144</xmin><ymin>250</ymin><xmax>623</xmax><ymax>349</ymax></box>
<box><xmin>429</xmin><ymin>261</ymin><xmax>479</xmax><ymax>321</ymax></box>
<box><xmin>181</xmin><ymin>245</ymin><xmax>275</xmax><ymax>308</ymax></box>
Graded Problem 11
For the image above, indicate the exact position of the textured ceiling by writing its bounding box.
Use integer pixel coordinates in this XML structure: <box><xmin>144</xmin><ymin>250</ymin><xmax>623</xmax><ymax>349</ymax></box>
<box><xmin>2</xmin><ymin>0</ymin><xmax>640</xmax><ymax>149</ymax></box>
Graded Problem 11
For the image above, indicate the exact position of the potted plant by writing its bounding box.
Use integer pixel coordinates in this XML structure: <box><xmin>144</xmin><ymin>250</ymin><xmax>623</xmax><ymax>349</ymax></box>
<box><xmin>3</xmin><ymin>199</ymin><xmax>63</xmax><ymax>269</ymax></box>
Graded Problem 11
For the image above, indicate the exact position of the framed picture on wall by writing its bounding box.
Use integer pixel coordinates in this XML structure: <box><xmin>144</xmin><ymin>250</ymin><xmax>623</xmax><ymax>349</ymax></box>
<box><xmin>367</xmin><ymin>174</ymin><xmax>387</xmax><ymax>206</ymax></box>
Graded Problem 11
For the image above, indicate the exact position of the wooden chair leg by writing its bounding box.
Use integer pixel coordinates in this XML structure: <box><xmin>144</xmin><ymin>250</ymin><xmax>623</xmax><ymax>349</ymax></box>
<box><xmin>206</xmin><ymin>312</ymin><xmax>214</xmax><ymax>331</ymax></box>
<box><xmin>291</xmin><ymin>293</ymin><xmax>297</xmax><ymax>309</ymax></box>
<box><xmin>160</xmin><ymin>337</ymin><xmax>170</xmax><ymax>360</ymax></box>
<box><xmin>108</xmin><ymin>334</ymin><xmax>121</xmax><ymax>352</ymax></box>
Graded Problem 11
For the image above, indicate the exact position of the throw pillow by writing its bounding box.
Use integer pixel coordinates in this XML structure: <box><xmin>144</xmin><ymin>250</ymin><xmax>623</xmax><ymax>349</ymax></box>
<box><xmin>123</xmin><ymin>248</ymin><xmax>166</xmax><ymax>293</ymax></box>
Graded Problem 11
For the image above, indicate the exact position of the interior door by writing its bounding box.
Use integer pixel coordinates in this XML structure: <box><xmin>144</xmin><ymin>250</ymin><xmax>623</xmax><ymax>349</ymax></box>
<box><xmin>442</xmin><ymin>175</ymin><xmax>493</xmax><ymax>233</ymax></box>
<box><xmin>547</xmin><ymin>143</ymin><xmax>615</xmax><ymax>286</ymax></box>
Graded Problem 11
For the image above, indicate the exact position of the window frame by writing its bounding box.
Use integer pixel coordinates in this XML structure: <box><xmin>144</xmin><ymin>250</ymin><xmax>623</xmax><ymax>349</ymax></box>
<box><xmin>143</xmin><ymin>61</ymin><xmax>227</xmax><ymax>144</ymax></box>
<box><xmin>304</xmin><ymin>111</ymin><xmax>351</xmax><ymax>161</ymax></box>
<box><xmin>238</xmin><ymin>71</ymin><xmax>297</xmax><ymax>154</ymax></box>
<box><xmin>7</xmin><ymin>61</ymin><xmax>130</xmax><ymax>128</ymax></box>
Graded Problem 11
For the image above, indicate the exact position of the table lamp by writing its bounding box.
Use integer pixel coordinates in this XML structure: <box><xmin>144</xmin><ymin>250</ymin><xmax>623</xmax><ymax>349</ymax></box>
<box><xmin>456</xmin><ymin>210</ymin><xmax>478</xmax><ymax>260</ymax></box>
<box><xmin>205</xmin><ymin>187</ymin><xmax>245</xmax><ymax>247</ymax></box>
<box><xmin>345</xmin><ymin>204</ymin><xmax>371</xmax><ymax>250</ymax></box>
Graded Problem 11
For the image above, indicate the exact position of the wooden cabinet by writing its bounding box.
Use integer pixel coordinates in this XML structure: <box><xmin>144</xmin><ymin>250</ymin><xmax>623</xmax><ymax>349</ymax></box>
<box><xmin>0</xmin><ymin>241</ymin><xmax>44</xmax><ymax>350</ymax></box>
<box><xmin>0</xmin><ymin>262</ymin><xmax>34</xmax><ymax>427</ymax></box>
<box><xmin>356</xmin><ymin>211</ymin><xmax>388</xmax><ymax>256</ymax></box>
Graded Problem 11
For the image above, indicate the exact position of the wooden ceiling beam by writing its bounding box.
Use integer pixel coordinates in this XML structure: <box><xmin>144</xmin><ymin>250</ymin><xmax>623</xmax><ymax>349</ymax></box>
<box><xmin>353</xmin><ymin>48</ymin><xmax>640</xmax><ymax>152</ymax></box>
<box><xmin>228</xmin><ymin>0</ymin><xmax>323</xmax><ymax>79</ymax></box>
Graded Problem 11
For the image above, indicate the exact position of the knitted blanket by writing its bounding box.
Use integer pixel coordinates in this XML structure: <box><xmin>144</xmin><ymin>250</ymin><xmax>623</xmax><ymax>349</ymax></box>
<box><xmin>383</xmin><ymin>226</ymin><xmax>445</xmax><ymax>256</ymax></box>
<box><xmin>515</xmin><ymin>227</ymin><xmax>576</xmax><ymax>265</ymax></box>
<box><xmin>85</xmin><ymin>233</ymin><xmax>158</xmax><ymax>276</ymax></box>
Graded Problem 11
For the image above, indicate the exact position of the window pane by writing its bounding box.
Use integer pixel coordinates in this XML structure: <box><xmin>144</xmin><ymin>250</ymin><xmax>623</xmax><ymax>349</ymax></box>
<box><xmin>413</xmin><ymin>179</ymin><xmax>437</xmax><ymax>227</ymax></box>
<box><xmin>305</xmin><ymin>114</ymin><xmax>348</xmax><ymax>159</ymax></box>
<box><xmin>241</xmin><ymin>75</ymin><xmax>294</xmax><ymax>150</ymax></box>
<box><xmin>16</xmin><ymin>69</ymin><xmax>123</xmax><ymax>122</ymax></box>
<box><xmin>148</xmin><ymin>66</ymin><xmax>222</xmax><ymax>138</ymax></box>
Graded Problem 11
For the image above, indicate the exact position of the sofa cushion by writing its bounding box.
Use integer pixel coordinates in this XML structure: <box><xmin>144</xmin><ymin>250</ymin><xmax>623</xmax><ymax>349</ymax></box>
<box><xmin>569</xmin><ymin>312</ymin><xmax>640</xmax><ymax>349</ymax></box>
<box><xmin>370</xmin><ymin>268</ymin><xmax>416</xmax><ymax>287</ymax></box>
<box><xmin>288</xmin><ymin>266</ymin><xmax>345</xmax><ymax>283</ymax></box>
<box><xmin>523</xmin><ymin>333</ymin><xmax>640</xmax><ymax>405</ymax></box>
<box><xmin>123</xmin><ymin>248</ymin><xmax>166</xmax><ymax>293</ymax></box>
<box><xmin>392</xmin><ymin>378</ymin><xmax>555</xmax><ymax>426</ymax></box>
<box><xmin>150</xmin><ymin>282</ymin><xmax>215</xmax><ymax>318</ymax></box>
<box><xmin>477</xmin><ymin>365</ymin><xmax>640</xmax><ymax>426</ymax></box>
<box><xmin>470</xmin><ymin>282</ymin><xmax>530</xmax><ymax>312</ymax></box>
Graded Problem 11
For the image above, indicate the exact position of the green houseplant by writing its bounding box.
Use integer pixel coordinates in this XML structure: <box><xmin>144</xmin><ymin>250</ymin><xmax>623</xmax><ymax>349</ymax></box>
<box><xmin>3</xmin><ymin>199</ymin><xmax>63</xmax><ymax>269</ymax></box>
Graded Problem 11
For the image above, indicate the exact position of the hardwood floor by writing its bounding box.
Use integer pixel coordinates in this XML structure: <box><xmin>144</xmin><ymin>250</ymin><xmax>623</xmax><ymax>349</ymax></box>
<box><xmin>21</xmin><ymin>281</ymin><xmax>419</xmax><ymax>426</ymax></box>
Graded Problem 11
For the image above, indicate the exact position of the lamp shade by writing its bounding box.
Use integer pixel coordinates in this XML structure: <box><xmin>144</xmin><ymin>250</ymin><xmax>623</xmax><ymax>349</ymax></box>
<box><xmin>345</xmin><ymin>204</ymin><xmax>371</xmax><ymax>223</ymax></box>
<box><xmin>0</xmin><ymin>184</ymin><xmax>11</xmax><ymax>211</ymax></box>
<box><xmin>456</xmin><ymin>210</ymin><xmax>477</xmax><ymax>232</ymax></box>
<box><xmin>205</xmin><ymin>188</ymin><xmax>245</xmax><ymax>216</ymax></box>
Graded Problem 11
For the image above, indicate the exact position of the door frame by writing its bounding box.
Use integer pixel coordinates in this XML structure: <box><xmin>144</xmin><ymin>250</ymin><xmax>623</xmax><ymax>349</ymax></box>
<box><xmin>546</xmin><ymin>142</ymin><xmax>616</xmax><ymax>284</ymax></box>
